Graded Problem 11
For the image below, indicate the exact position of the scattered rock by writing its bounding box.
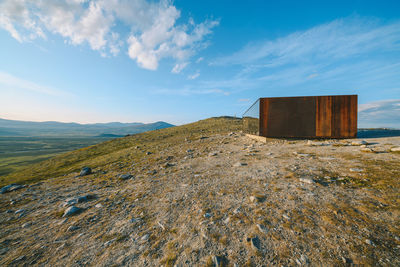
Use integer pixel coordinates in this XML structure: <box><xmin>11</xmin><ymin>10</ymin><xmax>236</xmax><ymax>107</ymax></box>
<box><xmin>200</xmin><ymin>136</ymin><xmax>209</xmax><ymax>140</ymax></box>
<box><xmin>146</xmin><ymin>152</ymin><xmax>152</xmax><ymax>155</ymax></box>
<box><xmin>95</xmin><ymin>203</ymin><xmax>103</xmax><ymax>208</ymax></box>
<box><xmin>299</xmin><ymin>254</ymin><xmax>309</xmax><ymax>265</ymax></box>
<box><xmin>22</xmin><ymin>222</ymin><xmax>31</xmax><ymax>228</ymax></box>
<box><xmin>233</xmin><ymin>162</ymin><xmax>247</xmax><ymax>167</ymax></box>
<box><xmin>208</xmin><ymin>151</ymin><xmax>218</xmax><ymax>156</ymax></box>
<box><xmin>141</xmin><ymin>234</ymin><xmax>150</xmax><ymax>241</ymax></box>
<box><xmin>79</xmin><ymin>167</ymin><xmax>92</xmax><ymax>176</ymax></box>
<box><xmin>187</xmin><ymin>149</ymin><xmax>194</xmax><ymax>153</ymax></box>
<box><xmin>350</xmin><ymin>168</ymin><xmax>364</xmax><ymax>172</ymax></box>
<box><xmin>165</xmin><ymin>155</ymin><xmax>174</xmax><ymax>161</ymax></box>
<box><xmin>299</xmin><ymin>177</ymin><xmax>314</xmax><ymax>184</ymax></box>
<box><xmin>390</xmin><ymin>147</ymin><xmax>400</xmax><ymax>152</ymax></box>
<box><xmin>249</xmin><ymin>236</ymin><xmax>261</xmax><ymax>250</ymax></box>
<box><xmin>158</xmin><ymin>222</ymin><xmax>165</xmax><ymax>230</ymax></box>
<box><xmin>1</xmin><ymin>184</ymin><xmax>25</xmax><ymax>194</ymax></box>
<box><xmin>67</xmin><ymin>225</ymin><xmax>79</xmax><ymax>231</ymax></box>
<box><xmin>256</xmin><ymin>224</ymin><xmax>269</xmax><ymax>234</ymax></box>
<box><xmin>204</xmin><ymin>213</ymin><xmax>212</xmax><ymax>218</ymax></box>
<box><xmin>365</xmin><ymin>239</ymin><xmax>374</xmax><ymax>245</ymax></box>
<box><xmin>63</xmin><ymin>194</ymin><xmax>96</xmax><ymax>207</ymax></box>
<box><xmin>15</xmin><ymin>209</ymin><xmax>25</xmax><ymax>215</ymax></box>
<box><xmin>351</xmin><ymin>140</ymin><xmax>368</xmax><ymax>146</ymax></box>
<box><xmin>342</xmin><ymin>257</ymin><xmax>352</xmax><ymax>264</ymax></box>
<box><xmin>164</xmin><ymin>162</ymin><xmax>175</xmax><ymax>168</ymax></box>
<box><xmin>118</xmin><ymin>174</ymin><xmax>133</xmax><ymax>180</ymax></box>
<box><xmin>213</xmin><ymin>255</ymin><xmax>226</xmax><ymax>266</ymax></box>
<box><xmin>63</xmin><ymin>206</ymin><xmax>82</xmax><ymax>217</ymax></box>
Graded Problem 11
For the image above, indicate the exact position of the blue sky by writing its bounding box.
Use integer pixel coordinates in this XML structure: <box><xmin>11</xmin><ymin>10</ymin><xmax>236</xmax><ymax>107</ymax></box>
<box><xmin>0</xmin><ymin>0</ymin><xmax>399</xmax><ymax>127</ymax></box>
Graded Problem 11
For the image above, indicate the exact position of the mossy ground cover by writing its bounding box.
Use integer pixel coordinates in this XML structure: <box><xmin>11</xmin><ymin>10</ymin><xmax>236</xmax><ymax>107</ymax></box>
<box><xmin>0</xmin><ymin>136</ymin><xmax>114</xmax><ymax>178</ymax></box>
<box><xmin>0</xmin><ymin>117</ymin><xmax>242</xmax><ymax>187</ymax></box>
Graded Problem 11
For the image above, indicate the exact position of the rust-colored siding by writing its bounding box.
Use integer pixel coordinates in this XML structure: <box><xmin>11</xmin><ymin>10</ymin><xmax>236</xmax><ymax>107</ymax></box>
<box><xmin>259</xmin><ymin>95</ymin><xmax>357</xmax><ymax>138</ymax></box>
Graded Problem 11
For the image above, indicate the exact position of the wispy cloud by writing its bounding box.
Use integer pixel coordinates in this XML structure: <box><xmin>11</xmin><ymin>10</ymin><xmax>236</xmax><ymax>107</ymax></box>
<box><xmin>171</xmin><ymin>62</ymin><xmax>189</xmax><ymax>74</ymax></box>
<box><xmin>154</xmin><ymin>87</ymin><xmax>230</xmax><ymax>96</ymax></box>
<box><xmin>202</xmin><ymin>17</ymin><xmax>400</xmax><ymax>102</ymax></box>
<box><xmin>0</xmin><ymin>0</ymin><xmax>219</xmax><ymax>71</ymax></box>
<box><xmin>187</xmin><ymin>72</ymin><xmax>200</xmax><ymax>80</ymax></box>
<box><xmin>213</xmin><ymin>17</ymin><xmax>400</xmax><ymax>67</ymax></box>
<box><xmin>0</xmin><ymin>71</ymin><xmax>72</xmax><ymax>97</ymax></box>
<box><xmin>359</xmin><ymin>99</ymin><xmax>400</xmax><ymax>128</ymax></box>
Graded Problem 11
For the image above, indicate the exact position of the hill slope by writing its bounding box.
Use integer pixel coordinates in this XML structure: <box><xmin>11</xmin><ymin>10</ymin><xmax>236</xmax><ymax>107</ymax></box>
<box><xmin>0</xmin><ymin>118</ymin><xmax>174</xmax><ymax>137</ymax></box>
<box><xmin>0</xmin><ymin>117</ymin><xmax>241</xmax><ymax>186</ymax></box>
<box><xmin>0</xmin><ymin>117</ymin><xmax>399</xmax><ymax>266</ymax></box>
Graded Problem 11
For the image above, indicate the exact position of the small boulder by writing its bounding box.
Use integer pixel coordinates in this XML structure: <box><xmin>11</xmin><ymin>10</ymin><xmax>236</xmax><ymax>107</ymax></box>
<box><xmin>67</xmin><ymin>225</ymin><xmax>79</xmax><ymax>231</ymax></box>
<box><xmin>118</xmin><ymin>174</ymin><xmax>133</xmax><ymax>180</ymax></box>
<box><xmin>63</xmin><ymin>206</ymin><xmax>82</xmax><ymax>217</ymax></box>
<box><xmin>233</xmin><ymin>162</ymin><xmax>247</xmax><ymax>167</ymax></box>
<box><xmin>21</xmin><ymin>222</ymin><xmax>31</xmax><ymax>228</ymax></box>
<box><xmin>164</xmin><ymin>163</ymin><xmax>175</xmax><ymax>168</ymax></box>
<box><xmin>350</xmin><ymin>168</ymin><xmax>364</xmax><ymax>172</ymax></box>
<box><xmin>299</xmin><ymin>177</ymin><xmax>314</xmax><ymax>184</ymax></box>
<box><xmin>79</xmin><ymin>167</ymin><xmax>92</xmax><ymax>176</ymax></box>
<box><xmin>249</xmin><ymin>236</ymin><xmax>260</xmax><ymax>250</ymax></box>
<box><xmin>63</xmin><ymin>194</ymin><xmax>96</xmax><ymax>207</ymax></box>
<box><xmin>390</xmin><ymin>147</ymin><xmax>400</xmax><ymax>152</ymax></box>
<box><xmin>256</xmin><ymin>224</ymin><xmax>269</xmax><ymax>234</ymax></box>
<box><xmin>204</xmin><ymin>213</ymin><xmax>212</xmax><ymax>218</ymax></box>
<box><xmin>1</xmin><ymin>184</ymin><xmax>24</xmax><ymax>194</ymax></box>
<box><xmin>213</xmin><ymin>255</ymin><xmax>226</xmax><ymax>266</ymax></box>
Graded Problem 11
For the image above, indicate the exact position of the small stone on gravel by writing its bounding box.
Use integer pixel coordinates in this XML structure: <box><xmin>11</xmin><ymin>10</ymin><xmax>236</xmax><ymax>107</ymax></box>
<box><xmin>79</xmin><ymin>167</ymin><xmax>92</xmax><ymax>176</ymax></box>
<box><xmin>350</xmin><ymin>168</ymin><xmax>364</xmax><ymax>172</ymax></box>
<box><xmin>1</xmin><ymin>184</ymin><xmax>24</xmax><ymax>194</ymax></box>
<box><xmin>63</xmin><ymin>206</ymin><xmax>82</xmax><ymax>217</ymax></box>
<box><xmin>233</xmin><ymin>162</ymin><xmax>247</xmax><ymax>167</ymax></box>
<box><xmin>118</xmin><ymin>174</ymin><xmax>133</xmax><ymax>180</ymax></box>
<box><xmin>256</xmin><ymin>224</ymin><xmax>269</xmax><ymax>234</ymax></box>
<box><xmin>250</xmin><ymin>236</ymin><xmax>261</xmax><ymax>250</ymax></box>
<box><xmin>299</xmin><ymin>177</ymin><xmax>314</xmax><ymax>184</ymax></box>
<box><xmin>365</xmin><ymin>239</ymin><xmax>374</xmax><ymax>245</ymax></box>
<box><xmin>67</xmin><ymin>225</ymin><xmax>79</xmax><ymax>231</ymax></box>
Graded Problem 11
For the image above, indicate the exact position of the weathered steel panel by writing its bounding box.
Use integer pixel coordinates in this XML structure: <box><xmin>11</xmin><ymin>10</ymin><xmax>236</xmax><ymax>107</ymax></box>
<box><xmin>262</xmin><ymin>97</ymin><xmax>316</xmax><ymax>137</ymax></box>
<box><xmin>254</xmin><ymin>95</ymin><xmax>357</xmax><ymax>138</ymax></box>
<box><xmin>316</xmin><ymin>96</ymin><xmax>332</xmax><ymax>137</ymax></box>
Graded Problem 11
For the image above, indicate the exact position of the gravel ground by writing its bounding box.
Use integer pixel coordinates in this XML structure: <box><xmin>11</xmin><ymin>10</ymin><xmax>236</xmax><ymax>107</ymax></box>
<box><xmin>1</xmin><ymin>132</ymin><xmax>399</xmax><ymax>266</ymax></box>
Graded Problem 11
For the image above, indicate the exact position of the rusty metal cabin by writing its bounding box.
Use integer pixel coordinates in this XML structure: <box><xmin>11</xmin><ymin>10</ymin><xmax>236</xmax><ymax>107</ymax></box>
<box><xmin>242</xmin><ymin>95</ymin><xmax>357</xmax><ymax>138</ymax></box>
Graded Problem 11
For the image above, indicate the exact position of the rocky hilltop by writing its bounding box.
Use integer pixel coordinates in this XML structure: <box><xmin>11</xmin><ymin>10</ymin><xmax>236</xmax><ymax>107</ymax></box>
<box><xmin>0</xmin><ymin>117</ymin><xmax>399</xmax><ymax>266</ymax></box>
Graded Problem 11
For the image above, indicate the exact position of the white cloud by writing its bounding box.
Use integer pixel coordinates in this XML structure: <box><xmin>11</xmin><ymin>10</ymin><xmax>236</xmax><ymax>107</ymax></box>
<box><xmin>358</xmin><ymin>99</ymin><xmax>400</xmax><ymax>128</ymax></box>
<box><xmin>0</xmin><ymin>0</ymin><xmax>219</xmax><ymax>70</ymax></box>
<box><xmin>0</xmin><ymin>71</ymin><xmax>72</xmax><ymax>97</ymax></box>
<box><xmin>187</xmin><ymin>72</ymin><xmax>200</xmax><ymax>80</ymax></box>
<box><xmin>171</xmin><ymin>62</ymin><xmax>189</xmax><ymax>74</ymax></box>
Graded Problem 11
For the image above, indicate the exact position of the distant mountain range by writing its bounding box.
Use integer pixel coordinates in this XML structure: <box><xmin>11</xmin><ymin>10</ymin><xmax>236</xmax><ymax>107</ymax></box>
<box><xmin>0</xmin><ymin>118</ymin><xmax>174</xmax><ymax>137</ymax></box>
